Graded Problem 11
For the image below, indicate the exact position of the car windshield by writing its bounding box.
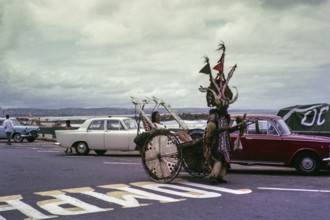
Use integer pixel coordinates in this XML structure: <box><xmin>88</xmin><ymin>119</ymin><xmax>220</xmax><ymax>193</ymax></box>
<box><xmin>273</xmin><ymin>119</ymin><xmax>292</xmax><ymax>135</ymax></box>
<box><xmin>123</xmin><ymin>119</ymin><xmax>138</xmax><ymax>130</ymax></box>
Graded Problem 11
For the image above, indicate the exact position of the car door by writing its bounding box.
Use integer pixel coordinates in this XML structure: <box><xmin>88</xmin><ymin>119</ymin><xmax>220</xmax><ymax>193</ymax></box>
<box><xmin>85</xmin><ymin>120</ymin><xmax>106</xmax><ymax>149</ymax></box>
<box><xmin>104</xmin><ymin>119</ymin><xmax>130</xmax><ymax>150</ymax></box>
<box><xmin>231</xmin><ymin>121</ymin><xmax>258</xmax><ymax>162</ymax></box>
<box><xmin>242</xmin><ymin>119</ymin><xmax>285</xmax><ymax>165</ymax></box>
<box><xmin>122</xmin><ymin>118</ymin><xmax>140</xmax><ymax>150</ymax></box>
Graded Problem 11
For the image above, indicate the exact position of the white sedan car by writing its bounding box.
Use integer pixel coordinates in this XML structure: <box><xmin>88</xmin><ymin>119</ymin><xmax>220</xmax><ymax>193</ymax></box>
<box><xmin>55</xmin><ymin>117</ymin><xmax>139</xmax><ymax>155</ymax></box>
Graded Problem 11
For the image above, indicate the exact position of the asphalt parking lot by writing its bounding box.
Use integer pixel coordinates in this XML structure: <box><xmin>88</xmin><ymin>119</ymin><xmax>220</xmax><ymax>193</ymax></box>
<box><xmin>1</xmin><ymin>139</ymin><xmax>329</xmax><ymax>220</ymax></box>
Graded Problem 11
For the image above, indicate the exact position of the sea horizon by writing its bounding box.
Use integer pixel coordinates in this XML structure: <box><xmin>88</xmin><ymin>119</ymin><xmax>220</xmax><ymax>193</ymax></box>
<box><xmin>3</xmin><ymin>107</ymin><xmax>279</xmax><ymax>128</ymax></box>
<box><xmin>1</xmin><ymin>107</ymin><xmax>279</xmax><ymax>119</ymax></box>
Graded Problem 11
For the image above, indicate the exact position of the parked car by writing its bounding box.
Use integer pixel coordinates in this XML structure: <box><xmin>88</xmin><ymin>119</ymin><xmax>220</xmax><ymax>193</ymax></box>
<box><xmin>55</xmin><ymin>117</ymin><xmax>139</xmax><ymax>155</ymax></box>
<box><xmin>0</xmin><ymin>118</ymin><xmax>40</xmax><ymax>142</ymax></box>
<box><xmin>230</xmin><ymin>114</ymin><xmax>330</xmax><ymax>175</ymax></box>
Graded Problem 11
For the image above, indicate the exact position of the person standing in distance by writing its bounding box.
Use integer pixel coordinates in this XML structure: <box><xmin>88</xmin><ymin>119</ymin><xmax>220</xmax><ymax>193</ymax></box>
<box><xmin>4</xmin><ymin>114</ymin><xmax>15</xmax><ymax>145</ymax></box>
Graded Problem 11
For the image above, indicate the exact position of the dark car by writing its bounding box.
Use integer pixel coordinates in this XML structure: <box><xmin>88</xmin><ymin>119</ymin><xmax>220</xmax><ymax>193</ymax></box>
<box><xmin>230</xmin><ymin>114</ymin><xmax>330</xmax><ymax>175</ymax></box>
<box><xmin>0</xmin><ymin>118</ymin><xmax>40</xmax><ymax>142</ymax></box>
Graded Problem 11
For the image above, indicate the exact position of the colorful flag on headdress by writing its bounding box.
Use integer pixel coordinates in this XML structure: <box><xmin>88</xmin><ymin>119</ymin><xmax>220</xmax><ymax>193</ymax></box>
<box><xmin>213</xmin><ymin>53</ymin><xmax>225</xmax><ymax>72</ymax></box>
<box><xmin>199</xmin><ymin>62</ymin><xmax>211</xmax><ymax>74</ymax></box>
<box><xmin>212</xmin><ymin>63</ymin><xmax>223</xmax><ymax>72</ymax></box>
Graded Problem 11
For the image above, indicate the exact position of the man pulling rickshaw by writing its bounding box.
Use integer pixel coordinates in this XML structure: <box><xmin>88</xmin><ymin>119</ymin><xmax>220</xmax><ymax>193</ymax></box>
<box><xmin>132</xmin><ymin>42</ymin><xmax>249</xmax><ymax>184</ymax></box>
<box><xmin>198</xmin><ymin>41</ymin><xmax>246</xmax><ymax>184</ymax></box>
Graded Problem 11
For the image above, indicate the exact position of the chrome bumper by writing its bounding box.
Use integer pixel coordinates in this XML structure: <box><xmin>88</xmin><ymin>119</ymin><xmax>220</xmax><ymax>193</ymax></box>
<box><xmin>322</xmin><ymin>157</ymin><xmax>330</xmax><ymax>162</ymax></box>
<box><xmin>21</xmin><ymin>132</ymin><xmax>39</xmax><ymax>138</ymax></box>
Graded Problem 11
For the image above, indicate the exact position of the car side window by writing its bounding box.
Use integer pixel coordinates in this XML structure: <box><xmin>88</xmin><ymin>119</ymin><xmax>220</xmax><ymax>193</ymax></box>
<box><xmin>246</xmin><ymin>120</ymin><xmax>269</xmax><ymax>135</ymax></box>
<box><xmin>0</xmin><ymin>120</ymin><xmax>3</xmax><ymax>126</ymax></box>
<box><xmin>250</xmin><ymin>120</ymin><xmax>278</xmax><ymax>135</ymax></box>
<box><xmin>267</xmin><ymin>122</ymin><xmax>278</xmax><ymax>135</ymax></box>
<box><xmin>107</xmin><ymin>120</ymin><xmax>124</xmax><ymax>130</ymax></box>
<box><xmin>258</xmin><ymin>120</ymin><xmax>269</xmax><ymax>134</ymax></box>
<box><xmin>88</xmin><ymin>120</ymin><xmax>105</xmax><ymax>130</ymax></box>
<box><xmin>123</xmin><ymin>119</ymin><xmax>137</xmax><ymax>130</ymax></box>
<box><xmin>247</xmin><ymin>122</ymin><xmax>257</xmax><ymax>134</ymax></box>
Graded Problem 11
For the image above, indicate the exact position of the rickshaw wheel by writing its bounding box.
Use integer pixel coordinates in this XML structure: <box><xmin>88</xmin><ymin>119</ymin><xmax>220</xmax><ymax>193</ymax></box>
<box><xmin>141</xmin><ymin>129</ymin><xmax>182</xmax><ymax>183</ymax></box>
<box><xmin>182</xmin><ymin>140</ymin><xmax>209</xmax><ymax>177</ymax></box>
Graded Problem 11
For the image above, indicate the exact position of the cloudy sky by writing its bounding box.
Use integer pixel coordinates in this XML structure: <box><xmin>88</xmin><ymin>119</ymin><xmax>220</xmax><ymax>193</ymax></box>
<box><xmin>0</xmin><ymin>0</ymin><xmax>329</xmax><ymax>110</ymax></box>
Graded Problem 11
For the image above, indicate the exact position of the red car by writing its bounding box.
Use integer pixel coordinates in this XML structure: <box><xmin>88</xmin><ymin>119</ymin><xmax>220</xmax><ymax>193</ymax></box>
<box><xmin>230</xmin><ymin>114</ymin><xmax>330</xmax><ymax>175</ymax></box>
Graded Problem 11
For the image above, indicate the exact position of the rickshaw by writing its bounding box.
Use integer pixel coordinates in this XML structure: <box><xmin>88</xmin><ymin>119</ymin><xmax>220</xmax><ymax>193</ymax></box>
<box><xmin>131</xmin><ymin>96</ymin><xmax>208</xmax><ymax>183</ymax></box>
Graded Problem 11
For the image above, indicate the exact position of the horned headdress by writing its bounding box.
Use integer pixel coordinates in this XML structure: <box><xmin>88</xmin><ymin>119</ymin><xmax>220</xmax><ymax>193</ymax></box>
<box><xmin>199</xmin><ymin>41</ymin><xmax>238</xmax><ymax>108</ymax></box>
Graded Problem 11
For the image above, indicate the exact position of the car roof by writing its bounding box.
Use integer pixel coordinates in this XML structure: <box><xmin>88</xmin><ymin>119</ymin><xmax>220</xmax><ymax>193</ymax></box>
<box><xmin>82</xmin><ymin>116</ymin><xmax>135</xmax><ymax>123</ymax></box>
<box><xmin>78</xmin><ymin>116</ymin><xmax>135</xmax><ymax>129</ymax></box>
<box><xmin>85</xmin><ymin>116</ymin><xmax>134</xmax><ymax>121</ymax></box>
<box><xmin>230</xmin><ymin>114</ymin><xmax>282</xmax><ymax>120</ymax></box>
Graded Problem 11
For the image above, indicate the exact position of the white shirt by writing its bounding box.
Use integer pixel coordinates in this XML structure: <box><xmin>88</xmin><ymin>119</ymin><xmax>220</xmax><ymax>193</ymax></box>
<box><xmin>4</xmin><ymin>119</ymin><xmax>15</xmax><ymax>132</ymax></box>
<box><xmin>154</xmin><ymin>122</ymin><xmax>167</xmax><ymax>129</ymax></box>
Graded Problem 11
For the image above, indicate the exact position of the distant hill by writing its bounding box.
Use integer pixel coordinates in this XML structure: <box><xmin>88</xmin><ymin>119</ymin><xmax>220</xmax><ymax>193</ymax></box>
<box><xmin>0</xmin><ymin>107</ymin><xmax>278</xmax><ymax>117</ymax></box>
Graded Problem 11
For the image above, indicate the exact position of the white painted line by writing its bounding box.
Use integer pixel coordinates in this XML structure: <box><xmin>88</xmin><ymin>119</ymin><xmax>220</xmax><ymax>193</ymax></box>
<box><xmin>258</xmin><ymin>187</ymin><xmax>330</xmax><ymax>193</ymax></box>
<box><xmin>14</xmin><ymin>147</ymin><xmax>50</xmax><ymax>150</ymax></box>
<box><xmin>104</xmin><ymin>162</ymin><xmax>140</xmax><ymax>165</ymax></box>
<box><xmin>37</xmin><ymin>150</ymin><xmax>60</xmax><ymax>153</ymax></box>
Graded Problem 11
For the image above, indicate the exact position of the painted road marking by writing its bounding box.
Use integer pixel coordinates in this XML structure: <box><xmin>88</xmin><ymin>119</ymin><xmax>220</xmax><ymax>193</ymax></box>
<box><xmin>258</xmin><ymin>187</ymin><xmax>330</xmax><ymax>193</ymax></box>
<box><xmin>0</xmin><ymin>180</ymin><xmax>251</xmax><ymax>219</ymax></box>
<box><xmin>14</xmin><ymin>147</ymin><xmax>36</xmax><ymax>149</ymax></box>
<box><xmin>37</xmin><ymin>150</ymin><xmax>60</xmax><ymax>153</ymax></box>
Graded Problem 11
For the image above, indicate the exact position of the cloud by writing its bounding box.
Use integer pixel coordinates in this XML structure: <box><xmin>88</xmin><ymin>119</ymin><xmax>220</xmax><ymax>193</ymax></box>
<box><xmin>0</xmin><ymin>0</ymin><xmax>329</xmax><ymax>110</ymax></box>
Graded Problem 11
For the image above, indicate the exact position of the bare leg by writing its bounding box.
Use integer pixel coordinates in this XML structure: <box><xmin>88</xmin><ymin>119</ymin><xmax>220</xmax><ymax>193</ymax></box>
<box><xmin>218</xmin><ymin>162</ymin><xmax>227</xmax><ymax>183</ymax></box>
<box><xmin>209</xmin><ymin>160</ymin><xmax>221</xmax><ymax>184</ymax></box>
<box><xmin>209</xmin><ymin>160</ymin><xmax>228</xmax><ymax>184</ymax></box>
<box><xmin>175</xmin><ymin>131</ymin><xmax>192</xmax><ymax>142</ymax></box>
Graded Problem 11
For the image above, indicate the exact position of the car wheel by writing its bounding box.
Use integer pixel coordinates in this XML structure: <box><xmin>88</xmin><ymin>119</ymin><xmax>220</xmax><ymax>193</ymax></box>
<box><xmin>294</xmin><ymin>152</ymin><xmax>320</xmax><ymax>175</ymax></box>
<box><xmin>13</xmin><ymin>133</ymin><xmax>23</xmax><ymax>142</ymax></box>
<box><xmin>75</xmin><ymin>142</ymin><xmax>90</xmax><ymax>155</ymax></box>
<box><xmin>94</xmin><ymin>150</ymin><xmax>107</xmax><ymax>155</ymax></box>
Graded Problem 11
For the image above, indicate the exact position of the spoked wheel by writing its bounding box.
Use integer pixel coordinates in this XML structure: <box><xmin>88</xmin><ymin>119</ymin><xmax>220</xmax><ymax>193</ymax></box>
<box><xmin>182</xmin><ymin>140</ymin><xmax>209</xmax><ymax>177</ymax></box>
<box><xmin>182</xmin><ymin>131</ymin><xmax>208</xmax><ymax>177</ymax></box>
<box><xmin>141</xmin><ymin>129</ymin><xmax>182</xmax><ymax>183</ymax></box>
